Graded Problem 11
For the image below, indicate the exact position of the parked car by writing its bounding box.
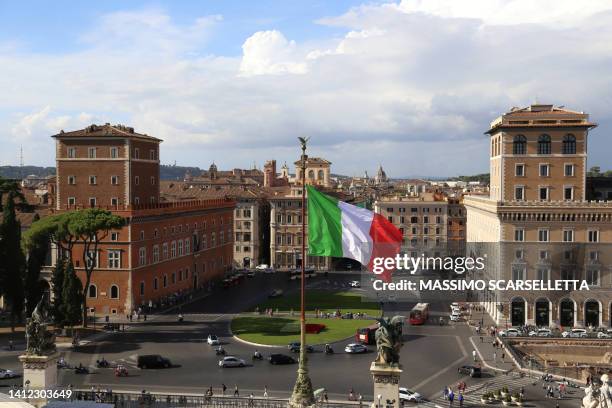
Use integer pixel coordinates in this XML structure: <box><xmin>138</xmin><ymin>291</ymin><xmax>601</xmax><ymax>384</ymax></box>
<box><xmin>207</xmin><ymin>334</ymin><xmax>220</xmax><ymax>345</ymax></box>
<box><xmin>562</xmin><ymin>328</ymin><xmax>588</xmax><ymax>338</ymax></box>
<box><xmin>0</xmin><ymin>368</ymin><xmax>17</xmax><ymax>379</ymax></box>
<box><xmin>450</xmin><ymin>312</ymin><xmax>461</xmax><ymax>322</ymax></box>
<box><xmin>399</xmin><ymin>388</ymin><xmax>423</xmax><ymax>403</ymax></box>
<box><xmin>269</xmin><ymin>354</ymin><xmax>296</xmax><ymax>365</ymax></box>
<box><xmin>458</xmin><ymin>365</ymin><xmax>482</xmax><ymax>378</ymax></box>
<box><xmin>137</xmin><ymin>354</ymin><xmax>171</xmax><ymax>369</ymax></box>
<box><xmin>344</xmin><ymin>343</ymin><xmax>368</xmax><ymax>354</ymax></box>
<box><xmin>288</xmin><ymin>342</ymin><xmax>314</xmax><ymax>353</ymax></box>
<box><xmin>349</xmin><ymin>281</ymin><xmax>361</xmax><ymax>288</ymax></box>
<box><xmin>499</xmin><ymin>328</ymin><xmax>521</xmax><ymax>337</ymax></box>
<box><xmin>255</xmin><ymin>264</ymin><xmax>269</xmax><ymax>270</ymax></box>
<box><xmin>529</xmin><ymin>328</ymin><xmax>552</xmax><ymax>337</ymax></box>
<box><xmin>218</xmin><ymin>356</ymin><xmax>246</xmax><ymax>368</ymax></box>
<box><xmin>268</xmin><ymin>289</ymin><xmax>283</xmax><ymax>298</ymax></box>
<box><xmin>597</xmin><ymin>329</ymin><xmax>612</xmax><ymax>339</ymax></box>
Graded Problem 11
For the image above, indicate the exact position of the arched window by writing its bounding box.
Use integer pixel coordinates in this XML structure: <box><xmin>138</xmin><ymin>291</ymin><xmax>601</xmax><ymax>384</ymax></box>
<box><xmin>308</xmin><ymin>170</ymin><xmax>315</xmax><ymax>179</ymax></box>
<box><xmin>88</xmin><ymin>284</ymin><xmax>97</xmax><ymax>298</ymax></box>
<box><xmin>538</xmin><ymin>134</ymin><xmax>551</xmax><ymax>155</ymax></box>
<box><xmin>110</xmin><ymin>285</ymin><xmax>119</xmax><ymax>299</ymax></box>
<box><xmin>563</xmin><ymin>134</ymin><xmax>576</xmax><ymax>154</ymax></box>
<box><xmin>513</xmin><ymin>135</ymin><xmax>526</xmax><ymax>155</ymax></box>
<box><xmin>317</xmin><ymin>170</ymin><xmax>324</xmax><ymax>180</ymax></box>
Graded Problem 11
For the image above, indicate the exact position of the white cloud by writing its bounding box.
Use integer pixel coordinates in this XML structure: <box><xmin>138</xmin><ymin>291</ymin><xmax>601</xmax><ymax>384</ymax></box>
<box><xmin>2</xmin><ymin>4</ymin><xmax>612</xmax><ymax>176</ymax></box>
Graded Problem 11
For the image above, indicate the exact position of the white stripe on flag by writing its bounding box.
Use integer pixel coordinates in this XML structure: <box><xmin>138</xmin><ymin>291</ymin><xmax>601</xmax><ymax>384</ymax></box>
<box><xmin>338</xmin><ymin>201</ymin><xmax>374</xmax><ymax>266</ymax></box>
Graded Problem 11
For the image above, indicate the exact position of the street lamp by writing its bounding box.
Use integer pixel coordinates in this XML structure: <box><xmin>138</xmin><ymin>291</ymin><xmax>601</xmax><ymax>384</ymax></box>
<box><xmin>289</xmin><ymin>137</ymin><xmax>315</xmax><ymax>407</ymax></box>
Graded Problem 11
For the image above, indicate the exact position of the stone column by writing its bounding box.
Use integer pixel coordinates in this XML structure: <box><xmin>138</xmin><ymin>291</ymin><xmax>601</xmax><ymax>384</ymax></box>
<box><xmin>18</xmin><ymin>352</ymin><xmax>60</xmax><ymax>390</ymax></box>
<box><xmin>371</xmin><ymin>363</ymin><xmax>402</xmax><ymax>408</ymax></box>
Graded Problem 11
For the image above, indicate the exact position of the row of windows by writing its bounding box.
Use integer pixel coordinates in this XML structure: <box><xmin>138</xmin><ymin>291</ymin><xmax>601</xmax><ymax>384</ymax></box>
<box><xmin>513</xmin><ymin>248</ymin><xmax>600</xmax><ymax>262</ymax></box>
<box><xmin>513</xmin><ymin>185</ymin><xmax>575</xmax><ymax>201</ymax></box>
<box><xmin>515</xmin><ymin>163</ymin><xmax>575</xmax><ymax>178</ymax></box>
<box><xmin>235</xmin><ymin>208</ymin><xmax>252</xmax><ymax>218</ymax></box>
<box><xmin>388</xmin><ymin>216</ymin><xmax>444</xmax><ymax>224</ymax></box>
<box><xmin>138</xmin><ymin>218</ymin><xmax>230</xmax><ymax>241</ymax></box>
<box><xmin>276</xmin><ymin>214</ymin><xmax>303</xmax><ymax>224</ymax></box>
<box><xmin>385</xmin><ymin>207</ymin><xmax>444</xmax><ymax>213</ymax></box>
<box><xmin>398</xmin><ymin>226</ymin><xmax>443</xmax><ymax>235</ymax></box>
<box><xmin>514</xmin><ymin>228</ymin><xmax>600</xmax><ymax>242</ymax></box>
<box><xmin>512</xmin><ymin>134</ymin><xmax>577</xmax><ymax>155</ymax></box>
<box><xmin>235</xmin><ymin>233</ymin><xmax>251</xmax><ymax>243</ymax></box>
<box><xmin>510</xmin><ymin>265</ymin><xmax>601</xmax><ymax>286</ymax></box>
<box><xmin>66</xmin><ymin>146</ymin><xmax>157</xmax><ymax>160</ymax></box>
<box><xmin>66</xmin><ymin>175</ymin><xmax>156</xmax><ymax>186</ymax></box>
<box><xmin>67</xmin><ymin>196</ymin><xmax>156</xmax><ymax>206</ymax></box>
<box><xmin>87</xmin><ymin>284</ymin><xmax>119</xmax><ymax>299</ymax></box>
<box><xmin>275</xmin><ymin>234</ymin><xmax>302</xmax><ymax>246</ymax></box>
<box><xmin>403</xmin><ymin>237</ymin><xmax>445</xmax><ymax>247</ymax></box>
<box><xmin>138</xmin><ymin>230</ymin><xmax>231</xmax><ymax>266</ymax></box>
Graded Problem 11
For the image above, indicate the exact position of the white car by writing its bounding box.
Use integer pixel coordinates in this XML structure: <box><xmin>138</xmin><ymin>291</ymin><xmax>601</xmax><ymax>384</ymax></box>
<box><xmin>349</xmin><ymin>281</ymin><xmax>361</xmax><ymax>288</ymax></box>
<box><xmin>399</xmin><ymin>388</ymin><xmax>423</xmax><ymax>402</ymax></box>
<box><xmin>499</xmin><ymin>328</ymin><xmax>521</xmax><ymax>337</ymax></box>
<box><xmin>597</xmin><ymin>330</ymin><xmax>612</xmax><ymax>339</ymax></box>
<box><xmin>0</xmin><ymin>368</ymin><xmax>16</xmax><ymax>379</ymax></box>
<box><xmin>529</xmin><ymin>328</ymin><xmax>552</xmax><ymax>337</ymax></box>
<box><xmin>218</xmin><ymin>356</ymin><xmax>246</xmax><ymax>368</ymax></box>
<box><xmin>344</xmin><ymin>343</ymin><xmax>368</xmax><ymax>354</ymax></box>
<box><xmin>450</xmin><ymin>312</ymin><xmax>461</xmax><ymax>322</ymax></box>
<box><xmin>207</xmin><ymin>334</ymin><xmax>220</xmax><ymax>346</ymax></box>
<box><xmin>562</xmin><ymin>328</ymin><xmax>588</xmax><ymax>338</ymax></box>
<box><xmin>451</xmin><ymin>306</ymin><xmax>461</xmax><ymax>314</ymax></box>
<box><xmin>255</xmin><ymin>264</ymin><xmax>269</xmax><ymax>270</ymax></box>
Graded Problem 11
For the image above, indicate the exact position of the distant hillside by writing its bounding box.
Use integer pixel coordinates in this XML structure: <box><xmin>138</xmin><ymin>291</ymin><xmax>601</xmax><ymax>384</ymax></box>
<box><xmin>451</xmin><ymin>173</ymin><xmax>490</xmax><ymax>184</ymax></box>
<box><xmin>0</xmin><ymin>164</ymin><xmax>203</xmax><ymax>181</ymax></box>
<box><xmin>0</xmin><ymin>166</ymin><xmax>55</xmax><ymax>179</ymax></box>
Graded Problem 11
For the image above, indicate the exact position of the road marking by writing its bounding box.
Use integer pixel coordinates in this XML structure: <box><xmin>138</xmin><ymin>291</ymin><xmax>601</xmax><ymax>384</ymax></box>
<box><xmin>409</xmin><ymin>354</ymin><xmax>467</xmax><ymax>391</ymax></box>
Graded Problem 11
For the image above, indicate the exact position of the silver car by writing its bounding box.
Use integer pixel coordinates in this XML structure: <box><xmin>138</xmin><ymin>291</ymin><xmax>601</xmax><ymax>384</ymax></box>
<box><xmin>218</xmin><ymin>356</ymin><xmax>246</xmax><ymax>368</ymax></box>
<box><xmin>0</xmin><ymin>368</ymin><xmax>16</xmax><ymax>379</ymax></box>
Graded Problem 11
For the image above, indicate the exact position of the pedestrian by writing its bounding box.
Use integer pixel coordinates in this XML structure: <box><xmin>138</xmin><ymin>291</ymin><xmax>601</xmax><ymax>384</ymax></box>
<box><xmin>458</xmin><ymin>392</ymin><xmax>464</xmax><ymax>407</ymax></box>
<box><xmin>493</xmin><ymin>351</ymin><xmax>497</xmax><ymax>363</ymax></box>
<box><xmin>234</xmin><ymin>385</ymin><xmax>239</xmax><ymax>397</ymax></box>
<box><xmin>448</xmin><ymin>389</ymin><xmax>454</xmax><ymax>407</ymax></box>
<box><xmin>443</xmin><ymin>387</ymin><xmax>449</xmax><ymax>400</ymax></box>
<box><xmin>144</xmin><ymin>314</ymin><xmax>147</xmax><ymax>321</ymax></box>
<box><xmin>501</xmin><ymin>351</ymin><xmax>505</xmax><ymax>362</ymax></box>
<box><xmin>472</xmin><ymin>349</ymin><xmax>477</xmax><ymax>362</ymax></box>
<box><xmin>263</xmin><ymin>386</ymin><xmax>268</xmax><ymax>399</ymax></box>
<box><xmin>222</xmin><ymin>383</ymin><xmax>227</xmax><ymax>396</ymax></box>
<box><xmin>358</xmin><ymin>394</ymin><xmax>363</xmax><ymax>408</ymax></box>
<box><xmin>324</xmin><ymin>391</ymin><xmax>329</xmax><ymax>404</ymax></box>
<box><xmin>8</xmin><ymin>340</ymin><xmax>13</xmax><ymax>350</ymax></box>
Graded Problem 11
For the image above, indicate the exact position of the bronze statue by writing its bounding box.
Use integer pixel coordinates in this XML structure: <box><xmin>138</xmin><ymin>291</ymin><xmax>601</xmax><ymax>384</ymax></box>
<box><xmin>25</xmin><ymin>296</ymin><xmax>56</xmax><ymax>355</ymax></box>
<box><xmin>374</xmin><ymin>315</ymin><xmax>404</xmax><ymax>366</ymax></box>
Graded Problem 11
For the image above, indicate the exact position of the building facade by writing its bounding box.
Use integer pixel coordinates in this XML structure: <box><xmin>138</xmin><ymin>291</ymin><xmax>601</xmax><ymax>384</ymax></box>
<box><xmin>464</xmin><ymin>104</ymin><xmax>612</xmax><ymax>328</ymax></box>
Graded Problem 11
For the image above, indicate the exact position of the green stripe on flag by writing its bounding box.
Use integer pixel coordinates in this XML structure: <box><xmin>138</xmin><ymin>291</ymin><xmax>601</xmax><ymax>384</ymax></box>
<box><xmin>306</xmin><ymin>185</ymin><xmax>343</xmax><ymax>257</ymax></box>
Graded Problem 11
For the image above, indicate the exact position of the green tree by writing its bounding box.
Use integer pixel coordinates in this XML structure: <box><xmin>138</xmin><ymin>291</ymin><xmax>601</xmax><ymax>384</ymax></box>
<box><xmin>23</xmin><ymin>213</ymin><xmax>49</xmax><ymax>316</ymax></box>
<box><xmin>60</xmin><ymin>262</ymin><xmax>82</xmax><ymax>327</ymax></box>
<box><xmin>50</xmin><ymin>259</ymin><xmax>66</xmax><ymax>325</ymax></box>
<box><xmin>0</xmin><ymin>191</ymin><xmax>26</xmax><ymax>331</ymax></box>
<box><xmin>587</xmin><ymin>166</ymin><xmax>602</xmax><ymax>177</ymax></box>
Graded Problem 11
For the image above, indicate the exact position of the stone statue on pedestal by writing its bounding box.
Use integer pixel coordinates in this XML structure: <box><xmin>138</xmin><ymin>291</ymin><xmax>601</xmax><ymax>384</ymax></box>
<box><xmin>374</xmin><ymin>316</ymin><xmax>403</xmax><ymax>366</ymax></box>
<box><xmin>370</xmin><ymin>316</ymin><xmax>404</xmax><ymax>408</ymax></box>
<box><xmin>25</xmin><ymin>296</ymin><xmax>56</xmax><ymax>356</ymax></box>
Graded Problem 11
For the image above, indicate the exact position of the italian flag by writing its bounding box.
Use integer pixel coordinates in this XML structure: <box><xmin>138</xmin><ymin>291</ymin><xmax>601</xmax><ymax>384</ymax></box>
<box><xmin>306</xmin><ymin>185</ymin><xmax>402</xmax><ymax>281</ymax></box>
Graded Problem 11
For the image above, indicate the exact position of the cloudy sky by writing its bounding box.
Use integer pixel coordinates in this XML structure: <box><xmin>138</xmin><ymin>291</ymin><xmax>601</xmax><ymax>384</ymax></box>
<box><xmin>2</xmin><ymin>0</ymin><xmax>612</xmax><ymax>177</ymax></box>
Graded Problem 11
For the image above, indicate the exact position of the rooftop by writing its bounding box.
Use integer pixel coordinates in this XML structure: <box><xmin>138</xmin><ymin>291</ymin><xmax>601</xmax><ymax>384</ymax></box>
<box><xmin>487</xmin><ymin>104</ymin><xmax>597</xmax><ymax>134</ymax></box>
<box><xmin>52</xmin><ymin>123</ymin><xmax>162</xmax><ymax>142</ymax></box>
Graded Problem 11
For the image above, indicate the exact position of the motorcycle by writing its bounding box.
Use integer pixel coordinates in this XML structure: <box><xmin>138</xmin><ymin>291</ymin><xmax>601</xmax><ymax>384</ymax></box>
<box><xmin>252</xmin><ymin>352</ymin><xmax>263</xmax><ymax>361</ymax></box>
<box><xmin>215</xmin><ymin>347</ymin><xmax>226</xmax><ymax>356</ymax></box>
<box><xmin>96</xmin><ymin>359</ymin><xmax>110</xmax><ymax>368</ymax></box>
<box><xmin>74</xmin><ymin>365</ymin><xmax>89</xmax><ymax>375</ymax></box>
<box><xmin>324</xmin><ymin>345</ymin><xmax>334</xmax><ymax>355</ymax></box>
<box><xmin>177</xmin><ymin>314</ymin><xmax>184</xmax><ymax>322</ymax></box>
<box><xmin>114</xmin><ymin>365</ymin><xmax>129</xmax><ymax>377</ymax></box>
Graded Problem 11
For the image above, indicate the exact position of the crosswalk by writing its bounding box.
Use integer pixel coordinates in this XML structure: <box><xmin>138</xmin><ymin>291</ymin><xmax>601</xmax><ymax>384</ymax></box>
<box><xmin>416</xmin><ymin>374</ymin><xmax>544</xmax><ymax>407</ymax></box>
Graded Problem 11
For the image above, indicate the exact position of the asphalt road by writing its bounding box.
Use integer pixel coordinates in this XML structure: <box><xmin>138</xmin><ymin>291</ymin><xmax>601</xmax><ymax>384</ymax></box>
<box><xmin>0</xmin><ymin>273</ymin><xmax>582</xmax><ymax>407</ymax></box>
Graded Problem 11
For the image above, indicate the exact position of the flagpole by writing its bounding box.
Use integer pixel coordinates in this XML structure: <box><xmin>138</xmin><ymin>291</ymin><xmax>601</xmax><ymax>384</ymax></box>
<box><xmin>289</xmin><ymin>137</ymin><xmax>315</xmax><ymax>407</ymax></box>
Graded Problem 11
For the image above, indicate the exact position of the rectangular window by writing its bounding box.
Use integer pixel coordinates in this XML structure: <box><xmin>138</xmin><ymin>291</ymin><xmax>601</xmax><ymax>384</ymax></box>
<box><xmin>111</xmin><ymin>232</ymin><xmax>119</xmax><ymax>241</ymax></box>
<box><xmin>86</xmin><ymin>250</ymin><xmax>99</xmax><ymax>268</ymax></box>
<box><xmin>140</xmin><ymin>281</ymin><xmax>145</xmax><ymax>296</ymax></box>
<box><xmin>538</xmin><ymin>229</ymin><xmax>549</xmax><ymax>242</ymax></box>
<box><xmin>138</xmin><ymin>247</ymin><xmax>146</xmax><ymax>266</ymax></box>
<box><xmin>515</xmin><ymin>186</ymin><xmax>524</xmax><ymax>201</ymax></box>
<box><xmin>150</xmin><ymin>149</ymin><xmax>156</xmax><ymax>160</ymax></box>
<box><xmin>171</xmin><ymin>241</ymin><xmax>176</xmax><ymax>257</ymax></box>
<box><xmin>564</xmin><ymin>164</ymin><xmax>574</xmax><ymax>177</ymax></box>
<box><xmin>563</xmin><ymin>229</ymin><xmax>574</xmax><ymax>242</ymax></box>
<box><xmin>153</xmin><ymin>245</ymin><xmax>159</xmax><ymax>263</ymax></box>
<box><xmin>185</xmin><ymin>238</ymin><xmax>190</xmax><ymax>254</ymax></box>
<box><xmin>108</xmin><ymin>250</ymin><xmax>121</xmax><ymax>269</ymax></box>
<box><xmin>561</xmin><ymin>268</ymin><xmax>574</xmax><ymax>280</ymax></box>
<box><xmin>88</xmin><ymin>147</ymin><xmax>97</xmax><ymax>158</ymax></box>
<box><xmin>588</xmin><ymin>229</ymin><xmax>599</xmax><ymax>243</ymax></box>
<box><xmin>150</xmin><ymin>176</ymin><xmax>156</xmax><ymax>186</ymax></box>
<box><xmin>589</xmin><ymin>251</ymin><xmax>599</xmax><ymax>261</ymax></box>
<box><xmin>564</xmin><ymin>186</ymin><xmax>573</xmax><ymax>200</ymax></box>
<box><xmin>89</xmin><ymin>175</ymin><xmax>97</xmax><ymax>185</ymax></box>
<box><xmin>536</xmin><ymin>267</ymin><xmax>550</xmax><ymax>281</ymax></box>
<box><xmin>515</xmin><ymin>164</ymin><xmax>524</xmax><ymax>177</ymax></box>
<box><xmin>514</xmin><ymin>228</ymin><xmax>524</xmax><ymax>242</ymax></box>
<box><xmin>111</xmin><ymin>175</ymin><xmax>119</xmax><ymax>185</ymax></box>
<box><xmin>67</xmin><ymin>147</ymin><xmax>77</xmax><ymax>158</ymax></box>
<box><xmin>135</xmin><ymin>176</ymin><xmax>139</xmax><ymax>186</ymax></box>
<box><xmin>387</xmin><ymin>216</ymin><xmax>393</xmax><ymax>223</ymax></box>
<box><xmin>539</xmin><ymin>164</ymin><xmax>549</xmax><ymax>177</ymax></box>
<box><xmin>162</xmin><ymin>243</ymin><xmax>168</xmax><ymax>259</ymax></box>
<box><xmin>89</xmin><ymin>197</ymin><xmax>97</xmax><ymax>207</ymax></box>
<box><xmin>111</xmin><ymin>197</ymin><xmax>118</xmax><ymax>207</ymax></box>
<box><xmin>134</xmin><ymin>148</ymin><xmax>140</xmax><ymax>159</ymax></box>
<box><xmin>423</xmin><ymin>216</ymin><xmax>429</xmax><ymax>224</ymax></box>
<box><xmin>110</xmin><ymin>147</ymin><xmax>119</xmax><ymax>158</ymax></box>
<box><xmin>68</xmin><ymin>175</ymin><xmax>76</xmax><ymax>185</ymax></box>
<box><xmin>539</xmin><ymin>187</ymin><xmax>549</xmax><ymax>201</ymax></box>
<box><xmin>512</xmin><ymin>265</ymin><xmax>525</xmax><ymax>281</ymax></box>
<box><xmin>586</xmin><ymin>269</ymin><xmax>600</xmax><ymax>286</ymax></box>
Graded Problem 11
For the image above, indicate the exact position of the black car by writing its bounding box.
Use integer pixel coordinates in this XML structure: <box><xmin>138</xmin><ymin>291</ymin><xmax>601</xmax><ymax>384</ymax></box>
<box><xmin>457</xmin><ymin>365</ymin><xmax>481</xmax><ymax>378</ymax></box>
<box><xmin>288</xmin><ymin>342</ymin><xmax>314</xmax><ymax>353</ymax></box>
<box><xmin>269</xmin><ymin>354</ymin><xmax>297</xmax><ymax>365</ymax></box>
<box><xmin>137</xmin><ymin>354</ymin><xmax>172</xmax><ymax>369</ymax></box>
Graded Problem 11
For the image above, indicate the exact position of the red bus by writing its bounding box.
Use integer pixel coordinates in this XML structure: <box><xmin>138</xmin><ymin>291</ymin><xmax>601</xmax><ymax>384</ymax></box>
<box><xmin>356</xmin><ymin>325</ymin><xmax>377</xmax><ymax>345</ymax></box>
<box><xmin>409</xmin><ymin>303</ymin><xmax>429</xmax><ymax>325</ymax></box>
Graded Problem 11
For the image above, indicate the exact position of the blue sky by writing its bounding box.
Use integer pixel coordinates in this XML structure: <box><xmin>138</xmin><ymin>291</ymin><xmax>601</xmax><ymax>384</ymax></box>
<box><xmin>1</xmin><ymin>0</ymin><xmax>612</xmax><ymax>177</ymax></box>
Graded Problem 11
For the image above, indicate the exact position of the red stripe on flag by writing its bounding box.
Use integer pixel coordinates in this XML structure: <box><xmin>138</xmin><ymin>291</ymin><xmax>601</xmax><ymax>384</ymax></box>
<box><xmin>367</xmin><ymin>213</ymin><xmax>402</xmax><ymax>283</ymax></box>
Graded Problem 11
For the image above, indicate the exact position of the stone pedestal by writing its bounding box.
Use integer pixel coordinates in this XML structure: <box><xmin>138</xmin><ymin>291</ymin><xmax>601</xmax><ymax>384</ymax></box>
<box><xmin>370</xmin><ymin>363</ymin><xmax>402</xmax><ymax>408</ymax></box>
<box><xmin>18</xmin><ymin>352</ymin><xmax>59</xmax><ymax>389</ymax></box>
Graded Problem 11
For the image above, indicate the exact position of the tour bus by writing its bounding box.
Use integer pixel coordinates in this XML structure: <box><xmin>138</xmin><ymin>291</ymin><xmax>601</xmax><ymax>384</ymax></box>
<box><xmin>409</xmin><ymin>303</ymin><xmax>429</xmax><ymax>325</ymax></box>
<box><xmin>356</xmin><ymin>325</ymin><xmax>377</xmax><ymax>345</ymax></box>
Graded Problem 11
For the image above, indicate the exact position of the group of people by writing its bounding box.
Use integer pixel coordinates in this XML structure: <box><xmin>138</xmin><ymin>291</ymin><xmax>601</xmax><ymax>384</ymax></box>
<box><xmin>442</xmin><ymin>386</ymin><xmax>465</xmax><ymax>407</ymax></box>
<box><xmin>545</xmin><ymin>382</ymin><xmax>567</xmax><ymax>399</ymax></box>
